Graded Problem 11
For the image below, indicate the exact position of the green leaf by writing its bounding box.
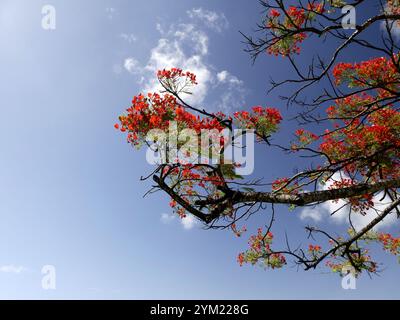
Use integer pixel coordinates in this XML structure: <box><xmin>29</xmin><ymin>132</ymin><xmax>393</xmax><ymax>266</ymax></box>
<box><xmin>220</xmin><ymin>164</ymin><xmax>243</xmax><ymax>180</ymax></box>
<box><xmin>243</xmin><ymin>187</ymin><xmax>256</xmax><ymax>192</ymax></box>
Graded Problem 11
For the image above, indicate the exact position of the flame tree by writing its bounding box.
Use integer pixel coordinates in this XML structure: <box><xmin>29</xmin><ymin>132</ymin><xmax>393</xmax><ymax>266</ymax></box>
<box><xmin>116</xmin><ymin>1</ymin><xmax>400</xmax><ymax>275</ymax></box>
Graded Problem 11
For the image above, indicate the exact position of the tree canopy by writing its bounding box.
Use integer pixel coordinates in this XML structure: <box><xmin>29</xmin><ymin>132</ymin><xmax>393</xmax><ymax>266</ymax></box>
<box><xmin>116</xmin><ymin>0</ymin><xmax>400</xmax><ymax>276</ymax></box>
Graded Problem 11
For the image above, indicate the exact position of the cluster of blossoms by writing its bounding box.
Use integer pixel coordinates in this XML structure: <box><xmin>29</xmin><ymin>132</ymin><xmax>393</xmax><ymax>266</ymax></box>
<box><xmin>386</xmin><ymin>0</ymin><xmax>400</xmax><ymax>26</ymax></box>
<box><xmin>308</xmin><ymin>58</ymin><xmax>400</xmax><ymax>212</ymax></box>
<box><xmin>318</xmin><ymin>111</ymin><xmax>400</xmax><ymax>175</ymax></box>
<box><xmin>328</xmin><ymin>178</ymin><xmax>374</xmax><ymax>213</ymax></box>
<box><xmin>170</xmin><ymin>169</ymin><xmax>250</xmax><ymax>222</ymax></box>
<box><xmin>115</xmin><ymin>92</ymin><xmax>225</xmax><ymax>147</ymax></box>
<box><xmin>328</xmin><ymin>0</ymin><xmax>347</xmax><ymax>7</ymax></box>
<box><xmin>231</xmin><ymin>223</ymin><xmax>248</xmax><ymax>238</ymax></box>
<box><xmin>308</xmin><ymin>244</ymin><xmax>322</xmax><ymax>252</ymax></box>
<box><xmin>308</xmin><ymin>244</ymin><xmax>322</xmax><ymax>258</ymax></box>
<box><xmin>237</xmin><ymin>1</ymin><xmax>400</xmax><ymax>273</ymax></box>
<box><xmin>115</xmin><ymin>93</ymin><xmax>176</xmax><ymax>145</ymax></box>
<box><xmin>304</xmin><ymin>238</ymin><xmax>378</xmax><ymax>275</ymax></box>
<box><xmin>271</xmin><ymin>177</ymin><xmax>300</xmax><ymax>195</ymax></box>
<box><xmin>237</xmin><ymin>228</ymin><xmax>286</xmax><ymax>269</ymax></box>
<box><xmin>318</xmin><ymin>236</ymin><xmax>378</xmax><ymax>275</ymax></box>
<box><xmin>325</xmin><ymin>252</ymin><xmax>378</xmax><ymax>275</ymax></box>
<box><xmin>266</xmin><ymin>6</ymin><xmax>308</xmax><ymax>56</ymax></box>
<box><xmin>325</xmin><ymin>230</ymin><xmax>400</xmax><ymax>275</ymax></box>
<box><xmin>266</xmin><ymin>3</ymin><xmax>328</xmax><ymax>56</ymax></box>
<box><xmin>157</xmin><ymin>68</ymin><xmax>198</xmax><ymax>93</ymax></box>
<box><xmin>333</xmin><ymin>56</ymin><xmax>400</xmax><ymax>97</ymax></box>
<box><xmin>291</xmin><ymin>129</ymin><xmax>319</xmax><ymax>150</ymax></box>
<box><xmin>265</xmin><ymin>1</ymin><xmax>399</xmax><ymax>58</ymax></box>
<box><xmin>116</xmin><ymin>71</ymin><xmax>283</xmax><ymax>151</ymax></box>
<box><xmin>325</xmin><ymin>93</ymin><xmax>376</xmax><ymax>120</ymax></box>
<box><xmin>157</xmin><ymin>68</ymin><xmax>197</xmax><ymax>84</ymax></box>
<box><xmin>320</xmin><ymin>58</ymin><xmax>400</xmax><ymax>183</ymax></box>
<box><xmin>243</xmin><ymin>55</ymin><xmax>399</xmax><ymax>271</ymax></box>
<box><xmin>233</xmin><ymin>106</ymin><xmax>282</xmax><ymax>137</ymax></box>
<box><xmin>165</xmin><ymin>163</ymin><xmax>228</xmax><ymax>219</ymax></box>
<box><xmin>379</xmin><ymin>233</ymin><xmax>400</xmax><ymax>256</ymax></box>
<box><xmin>116</xmin><ymin>69</ymin><xmax>283</xmax><ymax>226</ymax></box>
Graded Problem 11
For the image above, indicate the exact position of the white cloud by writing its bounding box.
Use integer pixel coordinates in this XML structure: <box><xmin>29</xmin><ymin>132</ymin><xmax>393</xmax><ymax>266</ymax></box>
<box><xmin>216</xmin><ymin>87</ymin><xmax>246</xmax><ymax>113</ymax></box>
<box><xmin>119</xmin><ymin>33</ymin><xmax>137</xmax><ymax>43</ymax></box>
<box><xmin>217</xmin><ymin>70</ymin><xmax>242</xmax><ymax>85</ymax></box>
<box><xmin>106</xmin><ymin>7</ymin><xmax>117</xmax><ymax>20</ymax></box>
<box><xmin>299</xmin><ymin>172</ymin><xmax>398</xmax><ymax>231</ymax></box>
<box><xmin>181</xmin><ymin>214</ymin><xmax>197</xmax><ymax>230</ymax></box>
<box><xmin>160</xmin><ymin>212</ymin><xmax>198</xmax><ymax>230</ymax></box>
<box><xmin>161</xmin><ymin>212</ymin><xmax>175</xmax><ymax>224</ymax></box>
<box><xmin>156</xmin><ymin>23</ymin><xmax>165</xmax><ymax>35</ymax></box>
<box><xmin>381</xmin><ymin>20</ymin><xmax>400</xmax><ymax>38</ymax></box>
<box><xmin>214</xmin><ymin>70</ymin><xmax>247</xmax><ymax>112</ymax></box>
<box><xmin>173</xmin><ymin>23</ymin><xmax>209</xmax><ymax>55</ymax></box>
<box><xmin>141</xmin><ymin>23</ymin><xmax>212</xmax><ymax>106</ymax></box>
<box><xmin>187</xmin><ymin>8</ymin><xmax>229</xmax><ymax>33</ymax></box>
<box><xmin>121</xmin><ymin>11</ymin><xmax>245</xmax><ymax>111</ymax></box>
<box><xmin>217</xmin><ymin>70</ymin><xmax>228</xmax><ymax>82</ymax></box>
<box><xmin>300</xmin><ymin>207</ymin><xmax>323</xmax><ymax>222</ymax></box>
<box><xmin>124</xmin><ymin>57</ymin><xmax>141</xmax><ymax>74</ymax></box>
<box><xmin>382</xmin><ymin>5</ymin><xmax>400</xmax><ymax>38</ymax></box>
<box><xmin>0</xmin><ymin>265</ymin><xmax>27</xmax><ymax>274</ymax></box>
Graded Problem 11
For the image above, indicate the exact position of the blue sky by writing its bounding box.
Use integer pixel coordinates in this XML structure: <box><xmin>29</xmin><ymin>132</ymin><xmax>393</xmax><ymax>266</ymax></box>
<box><xmin>0</xmin><ymin>0</ymin><xmax>399</xmax><ymax>299</ymax></box>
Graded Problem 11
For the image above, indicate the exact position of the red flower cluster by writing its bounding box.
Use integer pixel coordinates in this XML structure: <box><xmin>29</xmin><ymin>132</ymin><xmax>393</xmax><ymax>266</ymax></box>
<box><xmin>324</xmin><ymin>230</ymin><xmax>379</xmax><ymax>274</ymax></box>
<box><xmin>231</xmin><ymin>223</ymin><xmax>247</xmax><ymax>238</ymax></box>
<box><xmin>233</xmin><ymin>106</ymin><xmax>282</xmax><ymax>136</ymax></box>
<box><xmin>308</xmin><ymin>83</ymin><xmax>400</xmax><ymax>213</ymax></box>
<box><xmin>329</xmin><ymin>179</ymin><xmax>374</xmax><ymax>213</ymax></box>
<box><xmin>333</xmin><ymin>56</ymin><xmax>400</xmax><ymax>98</ymax></box>
<box><xmin>319</xmin><ymin>111</ymin><xmax>400</xmax><ymax>207</ymax></box>
<box><xmin>116</xmin><ymin>93</ymin><xmax>177</xmax><ymax>145</ymax></box>
<box><xmin>243</xmin><ymin>2</ymin><xmax>400</xmax><ymax>274</ymax></box>
<box><xmin>307</xmin><ymin>2</ymin><xmax>325</xmax><ymax>14</ymax></box>
<box><xmin>379</xmin><ymin>233</ymin><xmax>400</xmax><ymax>255</ymax></box>
<box><xmin>238</xmin><ymin>228</ymin><xmax>286</xmax><ymax>268</ymax></box>
<box><xmin>308</xmin><ymin>244</ymin><xmax>322</xmax><ymax>252</ymax></box>
<box><xmin>271</xmin><ymin>177</ymin><xmax>300</xmax><ymax>195</ymax></box>
<box><xmin>286</xmin><ymin>6</ymin><xmax>307</xmax><ymax>27</ymax></box>
<box><xmin>269</xmin><ymin>9</ymin><xmax>280</xmax><ymax>18</ymax></box>
<box><xmin>292</xmin><ymin>129</ymin><xmax>318</xmax><ymax>150</ymax></box>
<box><xmin>115</xmin><ymin>91</ymin><xmax>227</xmax><ymax>146</ymax></box>
<box><xmin>161</xmin><ymin>162</ymin><xmax>232</xmax><ymax>220</ymax></box>
<box><xmin>266</xmin><ymin>6</ymin><xmax>309</xmax><ymax>56</ymax></box>
<box><xmin>325</xmin><ymin>254</ymin><xmax>377</xmax><ymax>274</ymax></box>
<box><xmin>309</xmin><ymin>56</ymin><xmax>400</xmax><ymax>189</ymax></box>
<box><xmin>116</xmin><ymin>69</ymin><xmax>284</xmax><ymax>224</ymax></box>
<box><xmin>386</xmin><ymin>0</ymin><xmax>400</xmax><ymax>26</ymax></box>
<box><xmin>157</xmin><ymin>68</ymin><xmax>198</xmax><ymax>85</ymax></box>
<box><xmin>332</xmin><ymin>62</ymin><xmax>354</xmax><ymax>84</ymax></box>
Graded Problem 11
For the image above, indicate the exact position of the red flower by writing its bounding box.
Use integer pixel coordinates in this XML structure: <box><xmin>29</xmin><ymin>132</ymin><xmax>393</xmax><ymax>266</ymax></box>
<box><xmin>252</xmin><ymin>106</ymin><xmax>263</xmax><ymax>114</ymax></box>
<box><xmin>269</xmin><ymin>9</ymin><xmax>281</xmax><ymax>17</ymax></box>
